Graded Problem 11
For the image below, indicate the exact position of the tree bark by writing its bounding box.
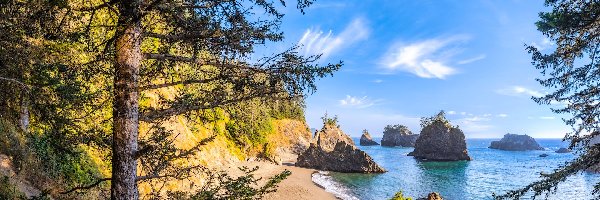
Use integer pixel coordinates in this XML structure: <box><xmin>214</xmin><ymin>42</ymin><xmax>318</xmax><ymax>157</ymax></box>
<box><xmin>111</xmin><ymin>0</ymin><xmax>142</xmax><ymax>199</ymax></box>
<box><xmin>19</xmin><ymin>93</ymin><xmax>29</xmax><ymax>132</ymax></box>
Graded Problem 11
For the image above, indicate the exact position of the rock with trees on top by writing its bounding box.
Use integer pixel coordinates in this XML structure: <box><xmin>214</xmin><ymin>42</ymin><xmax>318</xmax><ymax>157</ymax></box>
<box><xmin>408</xmin><ymin>111</ymin><xmax>471</xmax><ymax>161</ymax></box>
<box><xmin>360</xmin><ymin>129</ymin><xmax>379</xmax><ymax>146</ymax></box>
<box><xmin>380</xmin><ymin>124</ymin><xmax>419</xmax><ymax>147</ymax></box>
<box><xmin>296</xmin><ymin>114</ymin><xmax>385</xmax><ymax>173</ymax></box>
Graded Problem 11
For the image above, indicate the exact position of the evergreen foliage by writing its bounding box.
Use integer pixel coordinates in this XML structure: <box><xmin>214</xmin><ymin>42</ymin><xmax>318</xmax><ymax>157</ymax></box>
<box><xmin>389</xmin><ymin>191</ymin><xmax>413</xmax><ymax>200</ymax></box>
<box><xmin>420</xmin><ymin>111</ymin><xmax>452</xmax><ymax>129</ymax></box>
<box><xmin>0</xmin><ymin>0</ymin><xmax>338</xmax><ymax>198</ymax></box>
<box><xmin>496</xmin><ymin>1</ymin><xmax>600</xmax><ymax>199</ymax></box>
<box><xmin>383</xmin><ymin>124</ymin><xmax>410</xmax><ymax>135</ymax></box>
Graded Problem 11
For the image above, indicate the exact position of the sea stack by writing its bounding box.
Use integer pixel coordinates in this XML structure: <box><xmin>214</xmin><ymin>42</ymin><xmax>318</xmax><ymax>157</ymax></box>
<box><xmin>555</xmin><ymin>147</ymin><xmax>572</xmax><ymax>153</ymax></box>
<box><xmin>313</xmin><ymin>124</ymin><xmax>355</xmax><ymax>152</ymax></box>
<box><xmin>408</xmin><ymin>111</ymin><xmax>471</xmax><ymax>161</ymax></box>
<box><xmin>489</xmin><ymin>133</ymin><xmax>544</xmax><ymax>151</ymax></box>
<box><xmin>381</xmin><ymin>124</ymin><xmax>419</xmax><ymax>147</ymax></box>
<box><xmin>360</xmin><ymin>130</ymin><xmax>379</xmax><ymax>146</ymax></box>
<box><xmin>297</xmin><ymin>123</ymin><xmax>385</xmax><ymax>173</ymax></box>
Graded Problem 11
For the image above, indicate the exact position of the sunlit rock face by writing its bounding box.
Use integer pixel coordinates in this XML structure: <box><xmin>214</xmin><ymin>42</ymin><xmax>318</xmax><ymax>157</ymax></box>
<box><xmin>297</xmin><ymin>125</ymin><xmax>385</xmax><ymax>173</ymax></box>
<box><xmin>296</xmin><ymin>142</ymin><xmax>386</xmax><ymax>173</ymax></box>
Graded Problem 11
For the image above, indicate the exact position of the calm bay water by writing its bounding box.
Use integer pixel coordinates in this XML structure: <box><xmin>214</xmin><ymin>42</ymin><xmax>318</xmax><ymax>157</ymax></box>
<box><xmin>321</xmin><ymin>138</ymin><xmax>600</xmax><ymax>200</ymax></box>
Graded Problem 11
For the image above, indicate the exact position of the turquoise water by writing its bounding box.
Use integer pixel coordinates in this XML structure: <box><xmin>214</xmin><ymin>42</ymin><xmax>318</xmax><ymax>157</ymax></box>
<box><xmin>325</xmin><ymin>138</ymin><xmax>600</xmax><ymax>200</ymax></box>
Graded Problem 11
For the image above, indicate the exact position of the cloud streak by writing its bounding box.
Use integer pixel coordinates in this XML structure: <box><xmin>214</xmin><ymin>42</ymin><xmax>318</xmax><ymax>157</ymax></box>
<box><xmin>298</xmin><ymin>18</ymin><xmax>369</xmax><ymax>59</ymax></box>
<box><xmin>457</xmin><ymin>54</ymin><xmax>486</xmax><ymax>64</ymax></box>
<box><xmin>380</xmin><ymin>36</ymin><xmax>470</xmax><ymax>79</ymax></box>
<box><xmin>339</xmin><ymin>95</ymin><xmax>379</xmax><ymax>108</ymax></box>
<box><xmin>496</xmin><ymin>86</ymin><xmax>544</xmax><ymax>97</ymax></box>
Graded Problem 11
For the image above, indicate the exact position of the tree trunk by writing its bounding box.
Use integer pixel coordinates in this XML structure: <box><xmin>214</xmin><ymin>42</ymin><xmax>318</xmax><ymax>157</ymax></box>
<box><xmin>111</xmin><ymin>1</ymin><xmax>142</xmax><ymax>199</ymax></box>
<box><xmin>19</xmin><ymin>93</ymin><xmax>29</xmax><ymax>132</ymax></box>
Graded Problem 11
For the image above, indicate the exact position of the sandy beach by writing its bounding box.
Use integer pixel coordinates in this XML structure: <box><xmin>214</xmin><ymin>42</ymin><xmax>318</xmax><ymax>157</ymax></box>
<box><xmin>227</xmin><ymin>161</ymin><xmax>336</xmax><ymax>200</ymax></box>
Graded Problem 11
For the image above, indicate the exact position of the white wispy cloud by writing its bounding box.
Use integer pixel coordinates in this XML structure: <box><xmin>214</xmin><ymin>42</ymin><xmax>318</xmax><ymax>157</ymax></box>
<box><xmin>539</xmin><ymin>116</ymin><xmax>555</xmax><ymax>120</ymax></box>
<box><xmin>298</xmin><ymin>18</ymin><xmax>369</xmax><ymax>59</ymax></box>
<box><xmin>497</xmin><ymin>114</ymin><xmax>508</xmax><ymax>118</ymax></box>
<box><xmin>380</xmin><ymin>35</ymin><xmax>470</xmax><ymax>79</ymax></box>
<box><xmin>372</xmin><ymin>79</ymin><xmax>383</xmax><ymax>83</ymax></box>
<box><xmin>496</xmin><ymin>86</ymin><xmax>544</xmax><ymax>97</ymax></box>
<box><xmin>457</xmin><ymin>54</ymin><xmax>486</xmax><ymax>65</ymax></box>
<box><xmin>339</xmin><ymin>95</ymin><xmax>379</xmax><ymax>108</ymax></box>
<box><xmin>447</xmin><ymin>111</ymin><xmax>457</xmax><ymax>115</ymax></box>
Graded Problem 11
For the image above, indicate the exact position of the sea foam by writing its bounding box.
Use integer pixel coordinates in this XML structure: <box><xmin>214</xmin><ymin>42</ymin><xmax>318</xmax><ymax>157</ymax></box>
<box><xmin>311</xmin><ymin>171</ymin><xmax>359</xmax><ymax>200</ymax></box>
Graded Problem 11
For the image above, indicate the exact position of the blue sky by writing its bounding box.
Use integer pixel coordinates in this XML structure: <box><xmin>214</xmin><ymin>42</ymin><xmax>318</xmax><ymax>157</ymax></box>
<box><xmin>258</xmin><ymin>0</ymin><xmax>571</xmax><ymax>138</ymax></box>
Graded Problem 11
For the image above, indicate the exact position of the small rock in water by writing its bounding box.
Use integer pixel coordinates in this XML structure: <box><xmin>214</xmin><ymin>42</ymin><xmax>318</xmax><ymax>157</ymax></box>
<box><xmin>555</xmin><ymin>147</ymin><xmax>572</xmax><ymax>153</ymax></box>
<box><xmin>360</xmin><ymin>130</ymin><xmax>379</xmax><ymax>146</ymax></box>
<box><xmin>539</xmin><ymin>153</ymin><xmax>549</xmax><ymax>157</ymax></box>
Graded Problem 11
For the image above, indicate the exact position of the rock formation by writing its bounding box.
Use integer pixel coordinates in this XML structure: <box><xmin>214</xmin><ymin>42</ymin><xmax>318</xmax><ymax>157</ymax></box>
<box><xmin>555</xmin><ymin>147</ymin><xmax>572</xmax><ymax>153</ymax></box>
<box><xmin>360</xmin><ymin>130</ymin><xmax>379</xmax><ymax>146</ymax></box>
<box><xmin>408</xmin><ymin>119</ymin><xmax>471</xmax><ymax>161</ymax></box>
<box><xmin>296</xmin><ymin>141</ymin><xmax>386</xmax><ymax>173</ymax></box>
<box><xmin>539</xmin><ymin>153</ymin><xmax>549</xmax><ymax>157</ymax></box>
<box><xmin>489</xmin><ymin>134</ymin><xmax>544</xmax><ymax>151</ymax></box>
<box><xmin>381</xmin><ymin>124</ymin><xmax>419</xmax><ymax>147</ymax></box>
<box><xmin>314</xmin><ymin>124</ymin><xmax>355</xmax><ymax>151</ymax></box>
<box><xmin>417</xmin><ymin>192</ymin><xmax>443</xmax><ymax>200</ymax></box>
<box><xmin>297</xmin><ymin>124</ymin><xmax>385</xmax><ymax>173</ymax></box>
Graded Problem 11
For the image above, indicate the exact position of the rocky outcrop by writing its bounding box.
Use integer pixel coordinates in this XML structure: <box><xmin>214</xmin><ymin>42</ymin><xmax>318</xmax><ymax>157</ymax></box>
<box><xmin>314</xmin><ymin>124</ymin><xmax>355</xmax><ymax>151</ymax></box>
<box><xmin>556</xmin><ymin>147</ymin><xmax>572</xmax><ymax>153</ymax></box>
<box><xmin>296</xmin><ymin>142</ymin><xmax>385</xmax><ymax>173</ymax></box>
<box><xmin>408</xmin><ymin>121</ymin><xmax>471</xmax><ymax>161</ymax></box>
<box><xmin>297</xmin><ymin>124</ymin><xmax>385</xmax><ymax>173</ymax></box>
<box><xmin>382</xmin><ymin>134</ymin><xmax>419</xmax><ymax>147</ymax></box>
<box><xmin>489</xmin><ymin>134</ymin><xmax>544</xmax><ymax>151</ymax></box>
<box><xmin>417</xmin><ymin>192</ymin><xmax>443</xmax><ymax>200</ymax></box>
<box><xmin>360</xmin><ymin>131</ymin><xmax>379</xmax><ymax>146</ymax></box>
<box><xmin>539</xmin><ymin>153</ymin><xmax>549</xmax><ymax>157</ymax></box>
<box><xmin>381</xmin><ymin>125</ymin><xmax>419</xmax><ymax>147</ymax></box>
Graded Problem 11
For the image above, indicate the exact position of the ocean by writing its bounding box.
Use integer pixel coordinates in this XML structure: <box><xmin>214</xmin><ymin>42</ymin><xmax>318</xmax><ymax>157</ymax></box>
<box><xmin>312</xmin><ymin>138</ymin><xmax>600</xmax><ymax>200</ymax></box>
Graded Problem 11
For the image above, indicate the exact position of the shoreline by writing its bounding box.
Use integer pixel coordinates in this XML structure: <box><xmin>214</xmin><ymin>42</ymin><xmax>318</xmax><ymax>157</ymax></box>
<box><xmin>227</xmin><ymin>161</ymin><xmax>337</xmax><ymax>200</ymax></box>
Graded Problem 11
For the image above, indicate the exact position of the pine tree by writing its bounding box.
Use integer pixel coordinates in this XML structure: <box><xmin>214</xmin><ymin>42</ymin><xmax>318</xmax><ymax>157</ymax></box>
<box><xmin>1</xmin><ymin>0</ymin><xmax>341</xmax><ymax>198</ymax></box>
<box><xmin>496</xmin><ymin>1</ymin><xmax>600</xmax><ymax>199</ymax></box>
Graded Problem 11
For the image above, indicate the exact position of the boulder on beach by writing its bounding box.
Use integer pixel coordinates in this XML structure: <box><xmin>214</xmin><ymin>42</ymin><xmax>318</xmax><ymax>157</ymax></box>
<box><xmin>380</xmin><ymin>124</ymin><xmax>419</xmax><ymax>147</ymax></box>
<box><xmin>408</xmin><ymin>111</ymin><xmax>471</xmax><ymax>161</ymax></box>
<box><xmin>296</xmin><ymin>141</ymin><xmax>386</xmax><ymax>173</ymax></box>
<box><xmin>489</xmin><ymin>134</ymin><xmax>544</xmax><ymax>151</ymax></box>
<box><xmin>360</xmin><ymin>130</ymin><xmax>379</xmax><ymax>146</ymax></box>
<box><xmin>555</xmin><ymin>147</ymin><xmax>572</xmax><ymax>153</ymax></box>
<box><xmin>297</xmin><ymin>120</ymin><xmax>385</xmax><ymax>173</ymax></box>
